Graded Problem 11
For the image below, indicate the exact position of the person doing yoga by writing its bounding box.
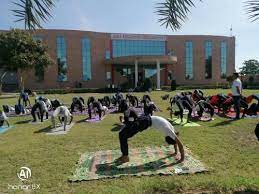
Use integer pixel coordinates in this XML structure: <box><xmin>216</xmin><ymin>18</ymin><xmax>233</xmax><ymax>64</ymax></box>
<box><xmin>51</xmin><ymin>106</ymin><xmax>73</xmax><ymax>131</ymax></box>
<box><xmin>116</xmin><ymin>115</ymin><xmax>185</xmax><ymax>164</ymax></box>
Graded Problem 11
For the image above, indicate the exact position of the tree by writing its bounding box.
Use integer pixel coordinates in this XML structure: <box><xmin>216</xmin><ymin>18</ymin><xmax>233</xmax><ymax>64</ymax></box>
<box><xmin>156</xmin><ymin>0</ymin><xmax>259</xmax><ymax>31</ymax></box>
<box><xmin>12</xmin><ymin>0</ymin><xmax>55</xmax><ymax>30</ymax></box>
<box><xmin>239</xmin><ymin>59</ymin><xmax>259</xmax><ymax>75</ymax></box>
<box><xmin>0</xmin><ymin>29</ymin><xmax>54</xmax><ymax>92</ymax></box>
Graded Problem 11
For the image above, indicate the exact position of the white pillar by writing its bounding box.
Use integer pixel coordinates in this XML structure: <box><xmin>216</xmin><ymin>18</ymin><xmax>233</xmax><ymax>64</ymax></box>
<box><xmin>135</xmin><ymin>60</ymin><xmax>138</xmax><ymax>87</ymax></box>
<box><xmin>156</xmin><ymin>60</ymin><xmax>161</xmax><ymax>90</ymax></box>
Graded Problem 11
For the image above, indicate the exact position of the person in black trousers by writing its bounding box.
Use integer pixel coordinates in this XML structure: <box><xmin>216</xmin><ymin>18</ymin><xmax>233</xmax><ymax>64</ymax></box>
<box><xmin>231</xmin><ymin>73</ymin><xmax>242</xmax><ymax>119</ymax></box>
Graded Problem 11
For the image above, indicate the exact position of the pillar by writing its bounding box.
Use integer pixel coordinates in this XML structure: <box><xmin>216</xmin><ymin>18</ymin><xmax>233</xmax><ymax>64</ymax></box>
<box><xmin>135</xmin><ymin>60</ymin><xmax>138</xmax><ymax>87</ymax></box>
<box><xmin>156</xmin><ymin>60</ymin><xmax>161</xmax><ymax>90</ymax></box>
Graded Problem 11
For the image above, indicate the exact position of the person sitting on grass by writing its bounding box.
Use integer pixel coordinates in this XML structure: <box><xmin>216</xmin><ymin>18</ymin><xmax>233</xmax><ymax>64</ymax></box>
<box><xmin>0</xmin><ymin>110</ymin><xmax>10</xmax><ymax>127</ymax></box>
<box><xmin>51</xmin><ymin>106</ymin><xmax>73</xmax><ymax>131</ymax></box>
<box><xmin>116</xmin><ymin>115</ymin><xmax>185</xmax><ymax>164</ymax></box>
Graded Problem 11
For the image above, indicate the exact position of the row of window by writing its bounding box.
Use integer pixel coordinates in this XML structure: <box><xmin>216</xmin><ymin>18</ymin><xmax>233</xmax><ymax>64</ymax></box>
<box><xmin>185</xmin><ymin>40</ymin><xmax>228</xmax><ymax>80</ymax></box>
<box><xmin>112</xmin><ymin>40</ymin><xmax>166</xmax><ymax>57</ymax></box>
<box><xmin>33</xmin><ymin>36</ymin><xmax>228</xmax><ymax>82</ymax></box>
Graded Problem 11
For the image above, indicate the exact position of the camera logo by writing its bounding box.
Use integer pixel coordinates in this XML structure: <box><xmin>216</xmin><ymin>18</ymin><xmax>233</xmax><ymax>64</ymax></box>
<box><xmin>17</xmin><ymin>167</ymin><xmax>31</xmax><ymax>181</ymax></box>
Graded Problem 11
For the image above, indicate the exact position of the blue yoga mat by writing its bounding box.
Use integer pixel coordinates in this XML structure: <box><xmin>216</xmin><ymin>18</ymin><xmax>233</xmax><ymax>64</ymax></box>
<box><xmin>0</xmin><ymin>126</ymin><xmax>14</xmax><ymax>134</ymax></box>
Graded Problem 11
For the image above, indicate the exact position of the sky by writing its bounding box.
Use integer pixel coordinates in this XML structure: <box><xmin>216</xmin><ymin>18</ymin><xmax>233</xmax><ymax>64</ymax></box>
<box><xmin>0</xmin><ymin>0</ymin><xmax>258</xmax><ymax>70</ymax></box>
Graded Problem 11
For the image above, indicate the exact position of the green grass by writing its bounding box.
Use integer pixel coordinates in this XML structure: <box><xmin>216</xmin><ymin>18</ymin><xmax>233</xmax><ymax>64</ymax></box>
<box><xmin>0</xmin><ymin>89</ymin><xmax>259</xmax><ymax>194</ymax></box>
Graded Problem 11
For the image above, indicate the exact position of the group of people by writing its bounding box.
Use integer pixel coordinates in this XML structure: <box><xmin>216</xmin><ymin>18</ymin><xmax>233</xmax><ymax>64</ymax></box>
<box><xmin>167</xmin><ymin>73</ymin><xmax>259</xmax><ymax>123</ymax></box>
<box><xmin>1</xmin><ymin>77</ymin><xmax>258</xmax><ymax>165</ymax></box>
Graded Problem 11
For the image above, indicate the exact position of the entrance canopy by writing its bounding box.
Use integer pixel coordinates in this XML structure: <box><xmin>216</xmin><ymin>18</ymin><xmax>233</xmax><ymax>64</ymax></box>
<box><xmin>105</xmin><ymin>55</ymin><xmax>177</xmax><ymax>90</ymax></box>
<box><xmin>105</xmin><ymin>55</ymin><xmax>177</xmax><ymax>65</ymax></box>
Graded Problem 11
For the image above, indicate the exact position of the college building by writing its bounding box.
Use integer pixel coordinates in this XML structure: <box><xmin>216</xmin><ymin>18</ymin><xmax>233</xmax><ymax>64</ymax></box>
<box><xmin>2</xmin><ymin>29</ymin><xmax>236</xmax><ymax>90</ymax></box>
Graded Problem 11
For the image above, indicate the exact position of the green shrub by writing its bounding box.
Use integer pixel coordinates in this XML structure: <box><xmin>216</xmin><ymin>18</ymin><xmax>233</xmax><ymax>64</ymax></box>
<box><xmin>35</xmin><ymin>88</ymin><xmax>112</xmax><ymax>94</ymax></box>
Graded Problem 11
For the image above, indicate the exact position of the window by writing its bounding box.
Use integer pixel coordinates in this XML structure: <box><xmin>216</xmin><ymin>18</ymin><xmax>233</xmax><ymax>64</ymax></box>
<box><xmin>220</xmin><ymin>41</ymin><xmax>227</xmax><ymax>78</ymax></box>
<box><xmin>56</xmin><ymin>36</ymin><xmax>67</xmax><ymax>82</ymax></box>
<box><xmin>82</xmin><ymin>38</ymin><xmax>91</xmax><ymax>81</ymax></box>
<box><xmin>112</xmin><ymin>40</ymin><xmax>166</xmax><ymax>57</ymax></box>
<box><xmin>105</xmin><ymin>50</ymin><xmax>110</xmax><ymax>59</ymax></box>
<box><xmin>185</xmin><ymin>41</ymin><xmax>193</xmax><ymax>79</ymax></box>
<box><xmin>145</xmin><ymin>68</ymin><xmax>157</xmax><ymax>78</ymax></box>
<box><xmin>205</xmin><ymin>41</ymin><xmax>212</xmax><ymax>79</ymax></box>
<box><xmin>106</xmin><ymin>72</ymin><xmax>111</xmax><ymax>80</ymax></box>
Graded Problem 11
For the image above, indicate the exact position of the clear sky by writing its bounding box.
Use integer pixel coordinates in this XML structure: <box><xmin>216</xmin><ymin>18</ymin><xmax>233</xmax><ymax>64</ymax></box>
<box><xmin>0</xmin><ymin>0</ymin><xmax>258</xmax><ymax>70</ymax></box>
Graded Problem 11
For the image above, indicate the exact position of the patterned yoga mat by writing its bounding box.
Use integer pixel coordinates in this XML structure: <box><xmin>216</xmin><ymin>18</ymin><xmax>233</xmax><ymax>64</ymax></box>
<box><xmin>69</xmin><ymin>145</ymin><xmax>207</xmax><ymax>181</ymax></box>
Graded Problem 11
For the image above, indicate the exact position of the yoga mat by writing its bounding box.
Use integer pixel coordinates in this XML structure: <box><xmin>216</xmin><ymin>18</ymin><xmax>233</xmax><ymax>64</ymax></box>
<box><xmin>69</xmin><ymin>145</ymin><xmax>207</xmax><ymax>182</ymax></box>
<box><xmin>168</xmin><ymin>118</ymin><xmax>201</xmax><ymax>127</ymax></box>
<box><xmin>28</xmin><ymin>119</ymin><xmax>49</xmax><ymax>124</ymax></box>
<box><xmin>85</xmin><ymin>115</ymin><xmax>107</xmax><ymax>123</ymax></box>
<box><xmin>0</xmin><ymin>126</ymin><xmax>14</xmax><ymax>134</ymax></box>
<box><xmin>46</xmin><ymin>123</ymin><xmax>75</xmax><ymax>135</ymax></box>
<box><xmin>6</xmin><ymin>112</ymin><xmax>31</xmax><ymax>117</ymax></box>
<box><xmin>192</xmin><ymin>113</ymin><xmax>215</xmax><ymax>122</ymax></box>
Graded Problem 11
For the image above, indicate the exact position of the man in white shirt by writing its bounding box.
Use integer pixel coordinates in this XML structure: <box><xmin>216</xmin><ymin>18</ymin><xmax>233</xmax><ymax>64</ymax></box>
<box><xmin>231</xmin><ymin>73</ymin><xmax>242</xmax><ymax>119</ymax></box>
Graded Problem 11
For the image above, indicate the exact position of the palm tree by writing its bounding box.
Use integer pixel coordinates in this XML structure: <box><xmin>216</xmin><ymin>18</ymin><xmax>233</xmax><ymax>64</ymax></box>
<box><xmin>12</xmin><ymin>0</ymin><xmax>55</xmax><ymax>30</ymax></box>
<box><xmin>11</xmin><ymin>0</ymin><xmax>259</xmax><ymax>31</ymax></box>
<box><xmin>245</xmin><ymin>0</ymin><xmax>259</xmax><ymax>22</ymax></box>
<box><xmin>156</xmin><ymin>0</ymin><xmax>259</xmax><ymax>31</ymax></box>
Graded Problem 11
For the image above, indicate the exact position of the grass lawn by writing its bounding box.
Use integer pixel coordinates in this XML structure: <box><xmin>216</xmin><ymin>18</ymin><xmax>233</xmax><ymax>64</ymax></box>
<box><xmin>0</xmin><ymin>89</ymin><xmax>258</xmax><ymax>193</ymax></box>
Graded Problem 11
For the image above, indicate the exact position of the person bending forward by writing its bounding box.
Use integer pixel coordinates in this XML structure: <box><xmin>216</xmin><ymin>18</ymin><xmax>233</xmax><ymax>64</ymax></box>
<box><xmin>51</xmin><ymin>106</ymin><xmax>73</xmax><ymax>131</ymax></box>
<box><xmin>116</xmin><ymin>115</ymin><xmax>185</xmax><ymax>164</ymax></box>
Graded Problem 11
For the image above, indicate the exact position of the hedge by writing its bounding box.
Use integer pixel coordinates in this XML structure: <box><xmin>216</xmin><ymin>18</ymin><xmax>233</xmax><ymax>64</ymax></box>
<box><xmin>35</xmin><ymin>88</ymin><xmax>115</xmax><ymax>94</ymax></box>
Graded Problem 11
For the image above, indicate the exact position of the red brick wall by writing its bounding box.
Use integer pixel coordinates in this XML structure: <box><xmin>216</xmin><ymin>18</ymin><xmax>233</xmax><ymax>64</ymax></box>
<box><xmin>166</xmin><ymin>35</ymin><xmax>235</xmax><ymax>86</ymax></box>
<box><xmin>1</xmin><ymin>30</ymin><xmax>234</xmax><ymax>89</ymax></box>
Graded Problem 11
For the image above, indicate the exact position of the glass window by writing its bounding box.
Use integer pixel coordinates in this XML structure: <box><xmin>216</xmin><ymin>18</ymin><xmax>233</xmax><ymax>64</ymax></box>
<box><xmin>185</xmin><ymin>41</ymin><xmax>193</xmax><ymax>79</ymax></box>
<box><xmin>220</xmin><ymin>41</ymin><xmax>227</xmax><ymax>78</ymax></box>
<box><xmin>145</xmin><ymin>68</ymin><xmax>157</xmax><ymax>78</ymax></box>
<box><xmin>205</xmin><ymin>41</ymin><xmax>212</xmax><ymax>79</ymax></box>
<box><xmin>105</xmin><ymin>50</ymin><xmax>110</xmax><ymax>59</ymax></box>
<box><xmin>112</xmin><ymin>40</ymin><xmax>165</xmax><ymax>57</ymax></box>
<box><xmin>56</xmin><ymin>36</ymin><xmax>67</xmax><ymax>82</ymax></box>
<box><xmin>81</xmin><ymin>37</ymin><xmax>91</xmax><ymax>81</ymax></box>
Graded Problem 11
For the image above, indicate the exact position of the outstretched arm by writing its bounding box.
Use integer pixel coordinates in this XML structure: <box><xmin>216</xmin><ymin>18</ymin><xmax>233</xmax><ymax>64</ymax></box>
<box><xmin>69</xmin><ymin>115</ymin><xmax>73</xmax><ymax>125</ymax></box>
<box><xmin>175</xmin><ymin>136</ymin><xmax>185</xmax><ymax>163</ymax></box>
<box><xmin>5</xmin><ymin>120</ymin><xmax>10</xmax><ymax>127</ymax></box>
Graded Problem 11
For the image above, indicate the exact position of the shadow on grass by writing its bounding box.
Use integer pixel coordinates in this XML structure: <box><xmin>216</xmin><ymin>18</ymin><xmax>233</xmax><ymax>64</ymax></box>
<box><xmin>211</xmin><ymin>119</ymin><xmax>236</xmax><ymax>127</ymax></box>
<box><xmin>111</xmin><ymin>124</ymin><xmax>123</xmax><ymax>132</ymax></box>
<box><xmin>15</xmin><ymin>119</ymin><xmax>31</xmax><ymax>124</ymax></box>
<box><xmin>76</xmin><ymin>118</ymin><xmax>87</xmax><ymax>123</ymax></box>
<box><xmin>34</xmin><ymin>125</ymin><xmax>52</xmax><ymax>133</ymax></box>
<box><xmin>234</xmin><ymin>191</ymin><xmax>259</xmax><ymax>194</ymax></box>
<box><xmin>95</xmin><ymin>155</ymin><xmax>179</xmax><ymax>176</ymax></box>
